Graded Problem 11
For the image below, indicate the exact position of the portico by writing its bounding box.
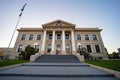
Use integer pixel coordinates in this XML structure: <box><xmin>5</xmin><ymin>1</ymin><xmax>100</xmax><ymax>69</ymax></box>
<box><xmin>41</xmin><ymin>29</ymin><xmax>76</xmax><ymax>55</ymax></box>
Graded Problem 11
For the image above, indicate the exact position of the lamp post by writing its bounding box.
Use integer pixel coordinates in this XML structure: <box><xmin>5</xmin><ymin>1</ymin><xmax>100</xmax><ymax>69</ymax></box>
<box><xmin>33</xmin><ymin>42</ymin><xmax>38</xmax><ymax>52</ymax></box>
<box><xmin>78</xmin><ymin>43</ymin><xmax>82</xmax><ymax>55</ymax></box>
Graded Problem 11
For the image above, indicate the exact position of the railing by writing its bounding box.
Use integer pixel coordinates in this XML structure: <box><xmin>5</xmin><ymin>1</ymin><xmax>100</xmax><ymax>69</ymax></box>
<box><xmin>73</xmin><ymin>53</ymin><xmax>85</xmax><ymax>62</ymax></box>
<box><xmin>30</xmin><ymin>53</ymin><xmax>41</xmax><ymax>61</ymax></box>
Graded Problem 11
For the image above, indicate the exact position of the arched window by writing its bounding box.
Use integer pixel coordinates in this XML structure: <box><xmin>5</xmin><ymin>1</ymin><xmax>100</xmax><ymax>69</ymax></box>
<box><xmin>37</xmin><ymin>34</ymin><xmax>41</xmax><ymax>40</ymax></box>
<box><xmin>29</xmin><ymin>34</ymin><xmax>34</xmax><ymax>40</ymax></box>
<box><xmin>35</xmin><ymin>45</ymin><xmax>40</xmax><ymax>52</ymax></box>
<box><xmin>17</xmin><ymin>45</ymin><xmax>23</xmax><ymax>52</ymax></box>
<box><xmin>21</xmin><ymin>34</ymin><xmax>26</xmax><ymax>40</ymax></box>
<box><xmin>47</xmin><ymin>44</ymin><xmax>51</xmax><ymax>52</ymax></box>
<box><xmin>85</xmin><ymin>34</ymin><xmax>89</xmax><ymax>40</ymax></box>
<box><xmin>66</xmin><ymin>44</ymin><xmax>70</xmax><ymax>53</ymax></box>
<box><xmin>92</xmin><ymin>34</ymin><xmax>97</xmax><ymax>40</ymax></box>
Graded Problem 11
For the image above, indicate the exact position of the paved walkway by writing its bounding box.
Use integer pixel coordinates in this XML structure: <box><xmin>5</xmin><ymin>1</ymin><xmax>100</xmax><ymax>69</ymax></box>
<box><xmin>0</xmin><ymin>55</ymin><xmax>119</xmax><ymax>80</ymax></box>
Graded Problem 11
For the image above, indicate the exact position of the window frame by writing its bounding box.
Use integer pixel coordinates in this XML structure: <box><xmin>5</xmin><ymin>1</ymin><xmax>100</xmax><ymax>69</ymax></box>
<box><xmin>48</xmin><ymin>34</ymin><xmax>52</xmax><ymax>40</ymax></box>
<box><xmin>95</xmin><ymin>45</ymin><xmax>101</xmax><ymax>53</ymax></box>
<box><xmin>47</xmin><ymin>44</ymin><xmax>51</xmax><ymax>52</ymax></box>
<box><xmin>77</xmin><ymin>34</ymin><xmax>81</xmax><ymax>40</ymax></box>
<box><xmin>37</xmin><ymin>34</ymin><xmax>41</xmax><ymax>40</ymax></box>
<box><xmin>66</xmin><ymin>44</ymin><xmax>70</xmax><ymax>53</ymax></box>
<box><xmin>93</xmin><ymin>34</ymin><xmax>97</xmax><ymax>40</ymax></box>
<box><xmin>85</xmin><ymin>34</ymin><xmax>89</xmax><ymax>40</ymax></box>
<box><xmin>65</xmin><ymin>34</ymin><xmax>70</xmax><ymax>40</ymax></box>
<box><xmin>17</xmin><ymin>45</ymin><xmax>23</xmax><ymax>52</ymax></box>
<box><xmin>57</xmin><ymin>34</ymin><xmax>61</xmax><ymax>40</ymax></box>
<box><xmin>21</xmin><ymin>34</ymin><xmax>26</xmax><ymax>40</ymax></box>
<box><xmin>86</xmin><ymin>45</ymin><xmax>92</xmax><ymax>53</ymax></box>
<box><xmin>29</xmin><ymin>34</ymin><xmax>34</xmax><ymax>40</ymax></box>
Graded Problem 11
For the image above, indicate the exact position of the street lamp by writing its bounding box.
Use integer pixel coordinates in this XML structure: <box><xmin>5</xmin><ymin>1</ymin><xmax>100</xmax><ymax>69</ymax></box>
<box><xmin>77</xmin><ymin>43</ymin><xmax>82</xmax><ymax>55</ymax></box>
<box><xmin>33</xmin><ymin>42</ymin><xmax>38</xmax><ymax>52</ymax></box>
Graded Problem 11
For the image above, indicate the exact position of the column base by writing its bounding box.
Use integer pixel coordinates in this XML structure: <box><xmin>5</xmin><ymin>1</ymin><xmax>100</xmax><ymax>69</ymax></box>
<box><xmin>61</xmin><ymin>50</ymin><xmax>66</xmax><ymax>55</ymax></box>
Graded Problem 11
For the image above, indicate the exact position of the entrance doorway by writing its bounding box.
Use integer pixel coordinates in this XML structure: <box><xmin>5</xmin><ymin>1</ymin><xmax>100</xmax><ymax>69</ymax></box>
<box><xmin>66</xmin><ymin>44</ymin><xmax>70</xmax><ymax>54</ymax></box>
<box><xmin>56</xmin><ymin>45</ymin><xmax>61</xmax><ymax>55</ymax></box>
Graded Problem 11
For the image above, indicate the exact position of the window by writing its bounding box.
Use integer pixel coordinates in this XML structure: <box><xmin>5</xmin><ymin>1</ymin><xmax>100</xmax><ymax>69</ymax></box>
<box><xmin>93</xmin><ymin>34</ymin><xmax>97</xmax><ymax>40</ymax></box>
<box><xmin>48</xmin><ymin>34</ymin><xmax>52</xmax><ymax>40</ymax></box>
<box><xmin>57</xmin><ymin>34</ymin><xmax>61</xmax><ymax>40</ymax></box>
<box><xmin>77</xmin><ymin>34</ymin><xmax>81</xmax><ymax>40</ymax></box>
<box><xmin>65</xmin><ymin>34</ymin><xmax>69</xmax><ymax>40</ymax></box>
<box><xmin>29</xmin><ymin>34</ymin><xmax>34</xmax><ymax>40</ymax></box>
<box><xmin>35</xmin><ymin>45</ymin><xmax>40</xmax><ymax>52</ymax></box>
<box><xmin>17</xmin><ymin>45</ymin><xmax>23</xmax><ymax>52</ymax></box>
<box><xmin>85</xmin><ymin>35</ymin><xmax>89</xmax><ymax>40</ymax></box>
<box><xmin>66</xmin><ymin>44</ymin><xmax>70</xmax><ymax>53</ymax></box>
<box><xmin>95</xmin><ymin>45</ymin><xmax>101</xmax><ymax>53</ymax></box>
<box><xmin>37</xmin><ymin>34</ymin><xmax>41</xmax><ymax>40</ymax></box>
<box><xmin>47</xmin><ymin>44</ymin><xmax>51</xmax><ymax>52</ymax></box>
<box><xmin>86</xmin><ymin>45</ymin><xmax>92</xmax><ymax>53</ymax></box>
<box><xmin>21</xmin><ymin>34</ymin><xmax>26</xmax><ymax>40</ymax></box>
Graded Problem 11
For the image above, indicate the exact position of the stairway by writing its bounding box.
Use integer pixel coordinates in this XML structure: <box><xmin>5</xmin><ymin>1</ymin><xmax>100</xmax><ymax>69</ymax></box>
<box><xmin>34</xmin><ymin>55</ymin><xmax>80</xmax><ymax>63</ymax></box>
<box><xmin>0</xmin><ymin>55</ymin><xmax>118</xmax><ymax>80</ymax></box>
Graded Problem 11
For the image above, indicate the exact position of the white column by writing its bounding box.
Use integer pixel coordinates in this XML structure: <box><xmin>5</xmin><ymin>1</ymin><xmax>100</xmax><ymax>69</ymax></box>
<box><xmin>51</xmin><ymin>30</ymin><xmax>55</xmax><ymax>54</ymax></box>
<box><xmin>41</xmin><ymin>30</ymin><xmax>46</xmax><ymax>54</ymax></box>
<box><xmin>62</xmin><ymin>30</ymin><xmax>66</xmax><ymax>55</ymax></box>
<box><xmin>71</xmin><ymin>30</ymin><xmax>76</xmax><ymax>54</ymax></box>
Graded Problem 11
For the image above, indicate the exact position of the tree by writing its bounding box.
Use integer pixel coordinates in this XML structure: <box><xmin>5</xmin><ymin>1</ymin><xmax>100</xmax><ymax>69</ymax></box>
<box><xmin>18</xmin><ymin>46</ymin><xmax>35</xmax><ymax>60</ymax></box>
<box><xmin>79</xmin><ymin>47</ymin><xmax>89</xmax><ymax>59</ymax></box>
<box><xmin>81</xmin><ymin>50</ymin><xmax>89</xmax><ymax>59</ymax></box>
<box><xmin>25</xmin><ymin>46</ymin><xmax>36</xmax><ymax>60</ymax></box>
<box><xmin>18</xmin><ymin>51</ymin><xmax>25</xmax><ymax>60</ymax></box>
<box><xmin>112</xmin><ymin>52</ymin><xmax>119</xmax><ymax>59</ymax></box>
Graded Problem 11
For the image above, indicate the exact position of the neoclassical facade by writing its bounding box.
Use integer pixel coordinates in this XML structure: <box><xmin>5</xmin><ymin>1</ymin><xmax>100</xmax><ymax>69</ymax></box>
<box><xmin>14</xmin><ymin>20</ymin><xmax>108</xmax><ymax>59</ymax></box>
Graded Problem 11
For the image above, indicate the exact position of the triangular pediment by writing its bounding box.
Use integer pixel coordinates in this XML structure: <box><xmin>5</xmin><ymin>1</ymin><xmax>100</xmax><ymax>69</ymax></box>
<box><xmin>42</xmin><ymin>19</ymin><xmax>75</xmax><ymax>27</ymax></box>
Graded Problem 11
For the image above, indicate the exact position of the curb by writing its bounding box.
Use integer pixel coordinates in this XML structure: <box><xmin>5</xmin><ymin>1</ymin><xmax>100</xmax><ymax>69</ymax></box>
<box><xmin>0</xmin><ymin>62</ymin><xmax>30</xmax><ymax>71</ymax></box>
<box><xmin>0</xmin><ymin>64</ymin><xmax>21</xmax><ymax>71</ymax></box>
<box><xmin>85</xmin><ymin>63</ymin><xmax>120</xmax><ymax>79</ymax></box>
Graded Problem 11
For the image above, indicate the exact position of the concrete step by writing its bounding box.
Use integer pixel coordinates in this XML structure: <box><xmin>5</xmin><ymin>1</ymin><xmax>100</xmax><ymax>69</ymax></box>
<box><xmin>0</xmin><ymin>63</ymin><xmax>118</xmax><ymax>80</ymax></box>
<box><xmin>34</xmin><ymin>55</ymin><xmax>80</xmax><ymax>63</ymax></box>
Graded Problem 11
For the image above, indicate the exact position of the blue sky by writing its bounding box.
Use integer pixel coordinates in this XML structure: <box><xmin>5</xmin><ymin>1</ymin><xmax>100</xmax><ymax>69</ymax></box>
<box><xmin>0</xmin><ymin>0</ymin><xmax>120</xmax><ymax>53</ymax></box>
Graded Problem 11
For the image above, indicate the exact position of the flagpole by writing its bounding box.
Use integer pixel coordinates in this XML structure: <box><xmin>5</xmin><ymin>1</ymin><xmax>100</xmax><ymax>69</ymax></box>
<box><xmin>6</xmin><ymin>4</ymin><xmax>27</xmax><ymax>59</ymax></box>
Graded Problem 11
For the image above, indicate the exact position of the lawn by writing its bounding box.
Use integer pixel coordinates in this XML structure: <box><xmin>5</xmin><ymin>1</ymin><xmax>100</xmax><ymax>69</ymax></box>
<box><xmin>0</xmin><ymin>60</ymin><xmax>29</xmax><ymax>67</ymax></box>
<box><xmin>85</xmin><ymin>60</ymin><xmax>120</xmax><ymax>72</ymax></box>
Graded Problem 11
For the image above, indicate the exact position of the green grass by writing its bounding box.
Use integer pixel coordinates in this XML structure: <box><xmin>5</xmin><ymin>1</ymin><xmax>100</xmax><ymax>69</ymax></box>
<box><xmin>85</xmin><ymin>60</ymin><xmax>120</xmax><ymax>72</ymax></box>
<box><xmin>0</xmin><ymin>60</ymin><xmax>29</xmax><ymax>67</ymax></box>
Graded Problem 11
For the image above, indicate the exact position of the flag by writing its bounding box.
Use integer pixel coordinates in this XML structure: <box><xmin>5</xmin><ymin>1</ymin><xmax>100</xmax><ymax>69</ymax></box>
<box><xmin>21</xmin><ymin>3</ymin><xmax>27</xmax><ymax>11</ymax></box>
<box><xmin>19</xmin><ymin>12</ymin><xmax>22</xmax><ymax>17</ymax></box>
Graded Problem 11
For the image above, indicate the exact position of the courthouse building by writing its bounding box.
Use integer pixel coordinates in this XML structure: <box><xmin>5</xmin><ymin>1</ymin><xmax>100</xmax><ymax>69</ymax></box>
<box><xmin>14</xmin><ymin>20</ymin><xmax>108</xmax><ymax>59</ymax></box>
